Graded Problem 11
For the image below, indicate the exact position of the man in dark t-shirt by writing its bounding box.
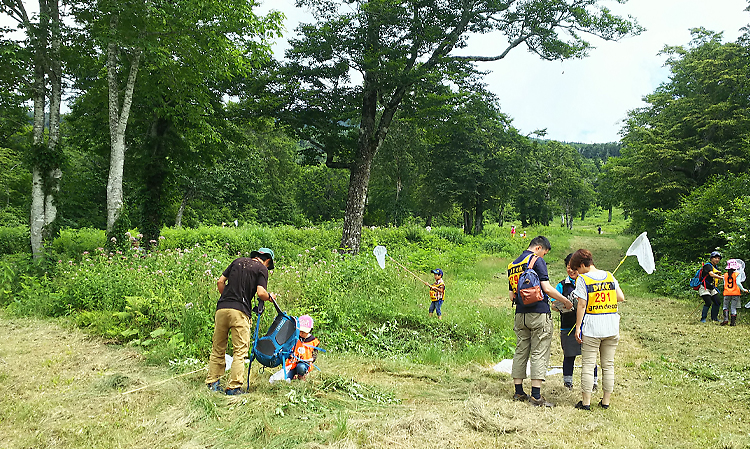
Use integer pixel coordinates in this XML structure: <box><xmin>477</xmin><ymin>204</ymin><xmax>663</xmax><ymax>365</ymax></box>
<box><xmin>507</xmin><ymin>236</ymin><xmax>572</xmax><ymax>407</ymax></box>
<box><xmin>206</xmin><ymin>247</ymin><xmax>276</xmax><ymax>395</ymax></box>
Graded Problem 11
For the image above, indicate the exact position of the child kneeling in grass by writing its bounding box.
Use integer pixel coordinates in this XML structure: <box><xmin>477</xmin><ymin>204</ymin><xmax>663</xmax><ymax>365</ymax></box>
<box><xmin>286</xmin><ymin>315</ymin><xmax>321</xmax><ymax>380</ymax></box>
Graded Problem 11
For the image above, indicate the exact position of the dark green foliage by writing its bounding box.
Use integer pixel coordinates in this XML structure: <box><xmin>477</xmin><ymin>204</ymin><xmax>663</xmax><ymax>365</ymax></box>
<box><xmin>614</xmin><ymin>29</ymin><xmax>750</xmax><ymax>232</ymax></box>
<box><xmin>0</xmin><ymin>226</ymin><xmax>29</xmax><ymax>255</ymax></box>
<box><xmin>652</xmin><ymin>175</ymin><xmax>749</xmax><ymax>261</ymax></box>
<box><xmin>644</xmin><ymin>257</ymin><xmax>698</xmax><ymax>300</ymax></box>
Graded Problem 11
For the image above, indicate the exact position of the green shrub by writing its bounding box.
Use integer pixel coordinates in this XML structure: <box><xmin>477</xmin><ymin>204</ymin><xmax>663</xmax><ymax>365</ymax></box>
<box><xmin>8</xmin><ymin>224</ymin><xmax>520</xmax><ymax>364</ymax></box>
<box><xmin>644</xmin><ymin>257</ymin><xmax>696</xmax><ymax>300</ymax></box>
<box><xmin>50</xmin><ymin>228</ymin><xmax>106</xmax><ymax>258</ymax></box>
<box><xmin>0</xmin><ymin>226</ymin><xmax>29</xmax><ymax>255</ymax></box>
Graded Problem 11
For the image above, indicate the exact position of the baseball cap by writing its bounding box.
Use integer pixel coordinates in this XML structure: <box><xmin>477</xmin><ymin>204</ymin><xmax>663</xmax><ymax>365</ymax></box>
<box><xmin>250</xmin><ymin>247</ymin><xmax>275</xmax><ymax>270</ymax></box>
<box><xmin>298</xmin><ymin>315</ymin><xmax>314</xmax><ymax>333</ymax></box>
<box><xmin>431</xmin><ymin>268</ymin><xmax>443</xmax><ymax>276</ymax></box>
<box><xmin>710</xmin><ymin>251</ymin><xmax>722</xmax><ymax>259</ymax></box>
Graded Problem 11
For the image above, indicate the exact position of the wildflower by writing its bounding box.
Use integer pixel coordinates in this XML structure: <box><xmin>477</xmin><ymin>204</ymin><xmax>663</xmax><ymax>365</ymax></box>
<box><xmin>311</xmin><ymin>246</ymin><xmax>316</xmax><ymax>251</ymax></box>
<box><xmin>58</xmin><ymin>260</ymin><xmax>62</xmax><ymax>263</ymax></box>
<box><xmin>305</xmin><ymin>249</ymin><xmax>309</xmax><ymax>253</ymax></box>
<box><xmin>82</xmin><ymin>251</ymin><xmax>89</xmax><ymax>255</ymax></box>
<box><xmin>110</xmin><ymin>237</ymin><xmax>117</xmax><ymax>242</ymax></box>
<box><xmin>195</xmin><ymin>243</ymin><xmax>200</xmax><ymax>247</ymax></box>
<box><xmin>137</xmin><ymin>233</ymin><xmax>143</xmax><ymax>239</ymax></box>
<box><xmin>332</xmin><ymin>249</ymin><xmax>338</xmax><ymax>254</ymax></box>
<box><xmin>159</xmin><ymin>235</ymin><xmax>165</xmax><ymax>240</ymax></box>
<box><xmin>150</xmin><ymin>239</ymin><xmax>156</xmax><ymax>244</ymax></box>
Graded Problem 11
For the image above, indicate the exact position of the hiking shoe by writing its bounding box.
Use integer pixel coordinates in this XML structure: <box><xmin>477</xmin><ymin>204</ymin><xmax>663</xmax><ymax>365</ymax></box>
<box><xmin>225</xmin><ymin>387</ymin><xmax>246</xmax><ymax>396</ymax></box>
<box><xmin>512</xmin><ymin>393</ymin><xmax>529</xmax><ymax>402</ymax></box>
<box><xmin>575</xmin><ymin>401</ymin><xmax>591</xmax><ymax>411</ymax></box>
<box><xmin>700</xmin><ymin>319</ymin><xmax>707</xmax><ymax>323</ymax></box>
<box><xmin>720</xmin><ymin>320</ymin><xmax>729</xmax><ymax>326</ymax></box>
<box><xmin>528</xmin><ymin>395</ymin><xmax>554</xmax><ymax>407</ymax></box>
<box><xmin>598</xmin><ymin>400</ymin><xmax>609</xmax><ymax>409</ymax></box>
<box><xmin>563</xmin><ymin>382</ymin><xmax>573</xmax><ymax>391</ymax></box>
<box><xmin>207</xmin><ymin>380</ymin><xmax>223</xmax><ymax>393</ymax></box>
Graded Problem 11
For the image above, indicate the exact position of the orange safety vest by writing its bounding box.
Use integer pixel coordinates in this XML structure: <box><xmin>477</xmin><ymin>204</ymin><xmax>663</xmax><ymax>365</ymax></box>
<box><xmin>430</xmin><ymin>279</ymin><xmax>445</xmax><ymax>301</ymax></box>
<box><xmin>724</xmin><ymin>272</ymin><xmax>741</xmax><ymax>296</ymax></box>
<box><xmin>286</xmin><ymin>336</ymin><xmax>320</xmax><ymax>370</ymax></box>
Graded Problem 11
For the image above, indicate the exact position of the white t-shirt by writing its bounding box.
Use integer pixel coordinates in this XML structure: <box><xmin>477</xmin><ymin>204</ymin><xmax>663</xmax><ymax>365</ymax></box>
<box><xmin>573</xmin><ymin>269</ymin><xmax>620</xmax><ymax>338</ymax></box>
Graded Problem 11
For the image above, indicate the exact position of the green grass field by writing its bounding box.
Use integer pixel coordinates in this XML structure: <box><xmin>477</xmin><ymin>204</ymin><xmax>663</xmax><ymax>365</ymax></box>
<box><xmin>1</xmin><ymin>211</ymin><xmax>749</xmax><ymax>448</ymax></box>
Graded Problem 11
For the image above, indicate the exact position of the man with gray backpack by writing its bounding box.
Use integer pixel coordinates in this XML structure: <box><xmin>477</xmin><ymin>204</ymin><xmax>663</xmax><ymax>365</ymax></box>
<box><xmin>507</xmin><ymin>236</ymin><xmax>573</xmax><ymax>407</ymax></box>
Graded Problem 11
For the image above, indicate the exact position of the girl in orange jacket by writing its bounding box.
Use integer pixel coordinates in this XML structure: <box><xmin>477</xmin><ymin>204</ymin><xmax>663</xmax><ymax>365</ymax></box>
<box><xmin>286</xmin><ymin>315</ymin><xmax>321</xmax><ymax>379</ymax></box>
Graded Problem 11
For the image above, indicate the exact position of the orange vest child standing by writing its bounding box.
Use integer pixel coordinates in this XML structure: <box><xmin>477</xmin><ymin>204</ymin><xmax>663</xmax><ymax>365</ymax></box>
<box><xmin>721</xmin><ymin>260</ymin><xmax>748</xmax><ymax>326</ymax></box>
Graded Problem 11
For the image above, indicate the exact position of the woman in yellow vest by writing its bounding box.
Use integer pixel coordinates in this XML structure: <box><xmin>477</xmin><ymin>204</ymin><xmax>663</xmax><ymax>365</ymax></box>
<box><xmin>571</xmin><ymin>249</ymin><xmax>624</xmax><ymax>411</ymax></box>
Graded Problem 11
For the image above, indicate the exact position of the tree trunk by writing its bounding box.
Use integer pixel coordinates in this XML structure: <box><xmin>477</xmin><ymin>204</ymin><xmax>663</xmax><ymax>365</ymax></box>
<box><xmin>30</xmin><ymin>167</ymin><xmax>45</xmax><ymax>258</ymax></box>
<box><xmin>29</xmin><ymin>8</ymin><xmax>48</xmax><ymax>259</ymax></box>
<box><xmin>105</xmin><ymin>17</ymin><xmax>142</xmax><ymax>232</ymax></box>
<box><xmin>175</xmin><ymin>190</ymin><xmax>193</xmax><ymax>228</ymax></box>
<box><xmin>341</xmin><ymin>155</ymin><xmax>373</xmax><ymax>253</ymax></box>
<box><xmin>44</xmin><ymin>0</ymin><xmax>63</xmax><ymax>236</ymax></box>
<box><xmin>497</xmin><ymin>202</ymin><xmax>505</xmax><ymax>227</ymax></box>
<box><xmin>462</xmin><ymin>210</ymin><xmax>473</xmax><ymax>235</ymax></box>
<box><xmin>141</xmin><ymin>117</ymin><xmax>170</xmax><ymax>249</ymax></box>
<box><xmin>608</xmin><ymin>206</ymin><xmax>613</xmax><ymax>222</ymax></box>
<box><xmin>474</xmin><ymin>203</ymin><xmax>484</xmax><ymax>236</ymax></box>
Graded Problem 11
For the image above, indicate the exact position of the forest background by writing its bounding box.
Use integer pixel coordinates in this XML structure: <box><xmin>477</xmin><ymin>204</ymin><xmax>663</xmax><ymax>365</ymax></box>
<box><xmin>1</xmin><ymin>1</ymin><xmax>750</xmax><ymax>447</ymax></box>
<box><xmin>0</xmin><ymin>0</ymin><xmax>749</xmax><ymax>342</ymax></box>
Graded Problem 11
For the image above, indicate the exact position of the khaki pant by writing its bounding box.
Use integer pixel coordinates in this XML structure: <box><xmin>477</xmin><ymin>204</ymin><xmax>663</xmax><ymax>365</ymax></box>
<box><xmin>511</xmin><ymin>313</ymin><xmax>553</xmax><ymax>380</ymax></box>
<box><xmin>206</xmin><ymin>308</ymin><xmax>250</xmax><ymax>389</ymax></box>
<box><xmin>581</xmin><ymin>334</ymin><xmax>619</xmax><ymax>393</ymax></box>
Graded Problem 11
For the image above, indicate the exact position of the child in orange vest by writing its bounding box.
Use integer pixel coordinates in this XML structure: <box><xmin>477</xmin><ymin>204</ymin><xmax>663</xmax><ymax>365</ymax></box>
<box><xmin>721</xmin><ymin>260</ymin><xmax>747</xmax><ymax>326</ymax></box>
<box><xmin>286</xmin><ymin>315</ymin><xmax>321</xmax><ymax>380</ymax></box>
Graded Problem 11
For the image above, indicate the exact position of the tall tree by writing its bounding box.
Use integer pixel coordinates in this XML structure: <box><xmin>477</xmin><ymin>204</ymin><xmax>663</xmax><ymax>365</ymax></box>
<box><xmin>1</xmin><ymin>0</ymin><xmax>65</xmax><ymax>258</ymax></box>
<box><xmin>614</xmin><ymin>28</ymin><xmax>750</xmax><ymax>229</ymax></box>
<box><xmin>282</xmin><ymin>0</ymin><xmax>641</xmax><ymax>253</ymax></box>
<box><xmin>72</xmin><ymin>0</ymin><xmax>282</xmax><ymax>237</ymax></box>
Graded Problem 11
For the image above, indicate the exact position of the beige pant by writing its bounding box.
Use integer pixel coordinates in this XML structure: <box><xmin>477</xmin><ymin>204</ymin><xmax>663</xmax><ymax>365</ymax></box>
<box><xmin>512</xmin><ymin>313</ymin><xmax>553</xmax><ymax>380</ymax></box>
<box><xmin>581</xmin><ymin>334</ymin><xmax>619</xmax><ymax>393</ymax></box>
<box><xmin>206</xmin><ymin>308</ymin><xmax>250</xmax><ymax>389</ymax></box>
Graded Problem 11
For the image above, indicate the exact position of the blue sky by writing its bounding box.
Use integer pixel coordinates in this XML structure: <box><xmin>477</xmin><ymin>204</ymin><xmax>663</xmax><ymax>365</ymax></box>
<box><xmin>259</xmin><ymin>0</ymin><xmax>750</xmax><ymax>143</ymax></box>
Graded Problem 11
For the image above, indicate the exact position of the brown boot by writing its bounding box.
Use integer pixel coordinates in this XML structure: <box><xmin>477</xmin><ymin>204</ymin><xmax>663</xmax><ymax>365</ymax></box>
<box><xmin>730</xmin><ymin>315</ymin><xmax>737</xmax><ymax>326</ymax></box>
<box><xmin>721</xmin><ymin>310</ymin><xmax>729</xmax><ymax>325</ymax></box>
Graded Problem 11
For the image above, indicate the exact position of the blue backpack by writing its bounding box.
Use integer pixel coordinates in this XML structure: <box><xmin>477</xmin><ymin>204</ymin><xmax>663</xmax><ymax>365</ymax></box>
<box><xmin>689</xmin><ymin>264</ymin><xmax>708</xmax><ymax>290</ymax></box>
<box><xmin>517</xmin><ymin>255</ymin><xmax>544</xmax><ymax>305</ymax></box>
<box><xmin>246</xmin><ymin>299</ymin><xmax>300</xmax><ymax>386</ymax></box>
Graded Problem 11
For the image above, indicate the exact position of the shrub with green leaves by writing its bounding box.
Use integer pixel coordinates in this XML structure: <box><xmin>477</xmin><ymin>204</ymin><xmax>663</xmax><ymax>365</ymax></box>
<box><xmin>6</xmin><ymin>223</ymin><xmax>520</xmax><ymax>364</ymax></box>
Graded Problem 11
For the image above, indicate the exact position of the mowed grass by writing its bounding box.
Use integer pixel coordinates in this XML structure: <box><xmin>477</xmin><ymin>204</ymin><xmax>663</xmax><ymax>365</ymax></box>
<box><xmin>2</xmin><ymin>222</ymin><xmax>750</xmax><ymax>448</ymax></box>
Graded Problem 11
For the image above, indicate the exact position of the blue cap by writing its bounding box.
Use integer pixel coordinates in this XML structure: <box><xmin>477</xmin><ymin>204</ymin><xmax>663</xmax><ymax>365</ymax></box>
<box><xmin>250</xmin><ymin>247</ymin><xmax>275</xmax><ymax>270</ymax></box>
<box><xmin>431</xmin><ymin>268</ymin><xmax>443</xmax><ymax>276</ymax></box>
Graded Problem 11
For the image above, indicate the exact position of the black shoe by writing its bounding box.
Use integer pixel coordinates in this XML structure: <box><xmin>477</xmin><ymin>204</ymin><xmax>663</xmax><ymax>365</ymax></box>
<box><xmin>598</xmin><ymin>400</ymin><xmax>609</xmax><ymax>409</ymax></box>
<box><xmin>529</xmin><ymin>395</ymin><xmax>554</xmax><ymax>407</ymax></box>
<box><xmin>207</xmin><ymin>380</ymin><xmax>223</xmax><ymax>393</ymax></box>
<box><xmin>512</xmin><ymin>393</ymin><xmax>529</xmax><ymax>401</ymax></box>
<box><xmin>575</xmin><ymin>401</ymin><xmax>590</xmax><ymax>411</ymax></box>
<box><xmin>563</xmin><ymin>382</ymin><xmax>573</xmax><ymax>390</ymax></box>
<box><xmin>225</xmin><ymin>387</ymin><xmax>246</xmax><ymax>395</ymax></box>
